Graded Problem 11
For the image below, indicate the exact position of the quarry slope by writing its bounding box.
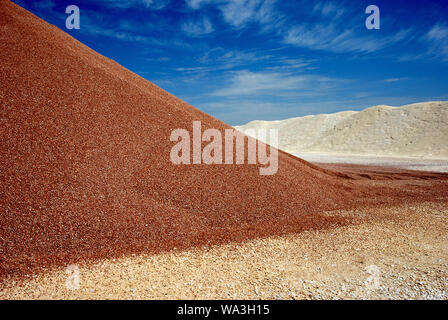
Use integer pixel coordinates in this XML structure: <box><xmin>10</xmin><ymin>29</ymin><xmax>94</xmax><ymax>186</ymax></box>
<box><xmin>236</xmin><ymin>102</ymin><xmax>448</xmax><ymax>158</ymax></box>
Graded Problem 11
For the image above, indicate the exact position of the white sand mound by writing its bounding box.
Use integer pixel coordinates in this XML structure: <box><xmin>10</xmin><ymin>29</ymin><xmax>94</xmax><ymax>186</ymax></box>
<box><xmin>236</xmin><ymin>101</ymin><xmax>448</xmax><ymax>159</ymax></box>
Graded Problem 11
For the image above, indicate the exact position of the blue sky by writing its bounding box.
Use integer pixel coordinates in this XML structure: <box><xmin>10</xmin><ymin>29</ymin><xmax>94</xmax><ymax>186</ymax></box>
<box><xmin>12</xmin><ymin>0</ymin><xmax>448</xmax><ymax>125</ymax></box>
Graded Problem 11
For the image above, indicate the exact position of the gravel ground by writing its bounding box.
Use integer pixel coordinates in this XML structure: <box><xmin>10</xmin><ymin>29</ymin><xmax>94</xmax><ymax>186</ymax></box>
<box><xmin>2</xmin><ymin>202</ymin><xmax>447</xmax><ymax>300</ymax></box>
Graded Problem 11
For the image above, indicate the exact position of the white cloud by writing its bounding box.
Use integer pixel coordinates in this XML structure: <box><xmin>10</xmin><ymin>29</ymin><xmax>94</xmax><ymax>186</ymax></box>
<box><xmin>99</xmin><ymin>0</ymin><xmax>170</xmax><ymax>10</ymax></box>
<box><xmin>81</xmin><ymin>16</ymin><xmax>166</xmax><ymax>46</ymax></box>
<box><xmin>426</xmin><ymin>23</ymin><xmax>448</xmax><ymax>41</ymax></box>
<box><xmin>312</xmin><ymin>2</ymin><xmax>345</xmax><ymax>19</ymax></box>
<box><xmin>199</xmin><ymin>48</ymin><xmax>272</xmax><ymax>68</ymax></box>
<box><xmin>175</xmin><ymin>66</ymin><xmax>210</xmax><ymax>72</ymax></box>
<box><xmin>185</xmin><ymin>0</ymin><xmax>216</xmax><ymax>9</ymax></box>
<box><xmin>398</xmin><ymin>23</ymin><xmax>448</xmax><ymax>62</ymax></box>
<box><xmin>211</xmin><ymin>70</ymin><xmax>334</xmax><ymax>96</ymax></box>
<box><xmin>79</xmin><ymin>14</ymin><xmax>196</xmax><ymax>49</ymax></box>
<box><xmin>220</xmin><ymin>0</ymin><xmax>275</xmax><ymax>28</ymax></box>
<box><xmin>186</xmin><ymin>0</ymin><xmax>277</xmax><ymax>29</ymax></box>
<box><xmin>382</xmin><ymin>78</ymin><xmax>408</xmax><ymax>83</ymax></box>
<box><xmin>147</xmin><ymin>57</ymin><xmax>171</xmax><ymax>62</ymax></box>
<box><xmin>283</xmin><ymin>23</ymin><xmax>411</xmax><ymax>54</ymax></box>
<box><xmin>182</xmin><ymin>17</ymin><xmax>215</xmax><ymax>37</ymax></box>
<box><xmin>169</xmin><ymin>50</ymin><xmax>313</xmax><ymax>81</ymax></box>
<box><xmin>81</xmin><ymin>16</ymin><xmax>152</xmax><ymax>43</ymax></box>
<box><xmin>425</xmin><ymin>23</ymin><xmax>448</xmax><ymax>61</ymax></box>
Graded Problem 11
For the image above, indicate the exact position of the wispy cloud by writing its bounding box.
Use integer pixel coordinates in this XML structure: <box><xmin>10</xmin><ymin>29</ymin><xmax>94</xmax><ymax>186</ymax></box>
<box><xmin>425</xmin><ymin>23</ymin><xmax>448</xmax><ymax>61</ymax></box>
<box><xmin>312</xmin><ymin>2</ymin><xmax>345</xmax><ymax>20</ymax></box>
<box><xmin>382</xmin><ymin>78</ymin><xmax>408</xmax><ymax>83</ymax></box>
<box><xmin>186</xmin><ymin>0</ymin><xmax>277</xmax><ymax>29</ymax></box>
<box><xmin>175</xmin><ymin>66</ymin><xmax>210</xmax><ymax>72</ymax></box>
<box><xmin>81</xmin><ymin>15</ymin><xmax>154</xmax><ymax>43</ymax></box>
<box><xmin>198</xmin><ymin>48</ymin><xmax>271</xmax><ymax>68</ymax></box>
<box><xmin>182</xmin><ymin>17</ymin><xmax>215</xmax><ymax>37</ymax></box>
<box><xmin>426</xmin><ymin>23</ymin><xmax>448</xmax><ymax>41</ymax></box>
<box><xmin>220</xmin><ymin>0</ymin><xmax>276</xmax><ymax>28</ymax></box>
<box><xmin>163</xmin><ymin>48</ymin><xmax>274</xmax><ymax>80</ymax></box>
<box><xmin>283</xmin><ymin>23</ymin><xmax>411</xmax><ymax>54</ymax></box>
<box><xmin>98</xmin><ymin>0</ymin><xmax>170</xmax><ymax>10</ymax></box>
<box><xmin>79</xmin><ymin>14</ymin><xmax>196</xmax><ymax>49</ymax></box>
<box><xmin>211</xmin><ymin>70</ymin><xmax>338</xmax><ymax>97</ymax></box>
<box><xmin>168</xmin><ymin>49</ymin><xmax>314</xmax><ymax>85</ymax></box>
<box><xmin>398</xmin><ymin>23</ymin><xmax>448</xmax><ymax>62</ymax></box>
<box><xmin>147</xmin><ymin>56</ymin><xmax>171</xmax><ymax>62</ymax></box>
<box><xmin>185</xmin><ymin>0</ymin><xmax>214</xmax><ymax>10</ymax></box>
<box><xmin>273</xmin><ymin>1</ymin><xmax>413</xmax><ymax>55</ymax></box>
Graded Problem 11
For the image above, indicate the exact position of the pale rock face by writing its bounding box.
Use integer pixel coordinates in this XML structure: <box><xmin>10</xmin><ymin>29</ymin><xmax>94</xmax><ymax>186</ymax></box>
<box><xmin>235</xmin><ymin>102</ymin><xmax>448</xmax><ymax>158</ymax></box>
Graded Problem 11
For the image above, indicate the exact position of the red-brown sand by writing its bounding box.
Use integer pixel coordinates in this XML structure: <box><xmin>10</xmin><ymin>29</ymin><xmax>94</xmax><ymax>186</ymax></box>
<box><xmin>1</xmin><ymin>0</ymin><xmax>447</xmax><ymax>280</ymax></box>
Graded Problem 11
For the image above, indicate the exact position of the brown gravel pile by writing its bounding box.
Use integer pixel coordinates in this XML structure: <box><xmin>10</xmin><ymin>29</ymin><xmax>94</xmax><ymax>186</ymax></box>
<box><xmin>1</xmin><ymin>0</ymin><xmax>447</xmax><ymax>282</ymax></box>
